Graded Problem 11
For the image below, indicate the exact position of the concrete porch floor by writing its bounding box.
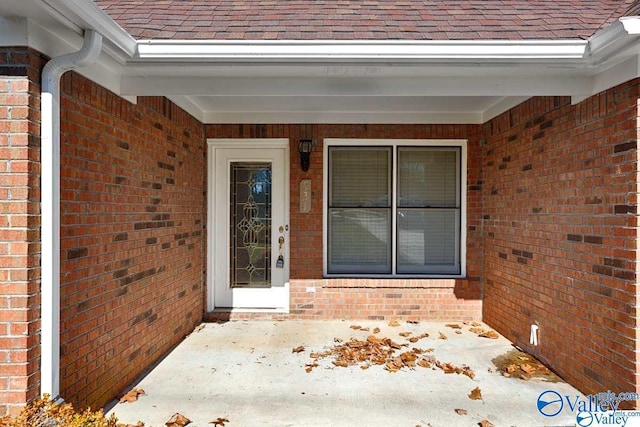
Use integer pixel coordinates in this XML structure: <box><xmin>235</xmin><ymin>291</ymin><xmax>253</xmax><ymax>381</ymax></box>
<box><xmin>106</xmin><ymin>320</ymin><xmax>583</xmax><ymax>426</ymax></box>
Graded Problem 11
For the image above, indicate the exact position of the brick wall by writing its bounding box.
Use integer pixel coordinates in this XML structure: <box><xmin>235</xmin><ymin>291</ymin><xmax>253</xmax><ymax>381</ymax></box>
<box><xmin>58</xmin><ymin>72</ymin><xmax>205</xmax><ymax>409</ymax></box>
<box><xmin>0</xmin><ymin>47</ymin><xmax>44</xmax><ymax>416</ymax></box>
<box><xmin>482</xmin><ymin>84</ymin><xmax>639</xmax><ymax>401</ymax></box>
<box><xmin>205</xmin><ymin>124</ymin><xmax>484</xmax><ymax>321</ymax></box>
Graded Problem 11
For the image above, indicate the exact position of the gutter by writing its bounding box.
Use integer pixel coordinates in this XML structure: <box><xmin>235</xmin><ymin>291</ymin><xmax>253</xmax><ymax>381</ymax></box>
<box><xmin>620</xmin><ymin>16</ymin><xmax>640</xmax><ymax>35</ymax></box>
<box><xmin>41</xmin><ymin>29</ymin><xmax>103</xmax><ymax>400</ymax></box>
<box><xmin>136</xmin><ymin>39</ymin><xmax>588</xmax><ymax>61</ymax></box>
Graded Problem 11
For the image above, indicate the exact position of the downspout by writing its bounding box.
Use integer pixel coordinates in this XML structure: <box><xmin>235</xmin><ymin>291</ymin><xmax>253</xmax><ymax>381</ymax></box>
<box><xmin>41</xmin><ymin>29</ymin><xmax>103</xmax><ymax>400</ymax></box>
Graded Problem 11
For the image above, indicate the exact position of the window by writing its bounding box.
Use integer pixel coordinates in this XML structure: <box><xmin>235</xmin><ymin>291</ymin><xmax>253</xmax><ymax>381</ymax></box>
<box><xmin>324</xmin><ymin>140</ymin><xmax>465</xmax><ymax>277</ymax></box>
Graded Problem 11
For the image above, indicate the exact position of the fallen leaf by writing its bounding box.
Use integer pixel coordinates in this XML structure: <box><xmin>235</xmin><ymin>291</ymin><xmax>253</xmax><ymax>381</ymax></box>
<box><xmin>446</xmin><ymin>323</ymin><xmax>461</xmax><ymax>329</ymax></box>
<box><xmin>438</xmin><ymin>332</ymin><xmax>448</xmax><ymax>340</ymax></box>
<box><xmin>166</xmin><ymin>413</ymin><xmax>190</xmax><ymax>427</ymax></box>
<box><xmin>385</xmin><ymin>358</ymin><xmax>403</xmax><ymax>372</ymax></box>
<box><xmin>399</xmin><ymin>331</ymin><xmax>412</xmax><ymax>337</ymax></box>
<box><xmin>441</xmin><ymin>362</ymin><xmax>457</xmax><ymax>374</ymax></box>
<box><xmin>520</xmin><ymin>364</ymin><xmax>536</xmax><ymax>375</ymax></box>
<box><xmin>505</xmin><ymin>364</ymin><xmax>518</xmax><ymax>375</ymax></box>
<box><xmin>479</xmin><ymin>330</ymin><xmax>499</xmax><ymax>339</ymax></box>
<box><xmin>409</xmin><ymin>337</ymin><xmax>419</xmax><ymax>343</ymax></box>
<box><xmin>334</xmin><ymin>337</ymin><xmax>343</xmax><ymax>343</ymax></box>
<box><xmin>388</xmin><ymin>320</ymin><xmax>400</xmax><ymax>327</ymax></box>
<box><xmin>119</xmin><ymin>388</ymin><xmax>146</xmax><ymax>404</ymax></box>
<box><xmin>468</xmin><ymin>387</ymin><xmax>483</xmax><ymax>400</ymax></box>
<box><xmin>471</xmin><ymin>322</ymin><xmax>482</xmax><ymax>327</ymax></box>
<box><xmin>469</xmin><ymin>327</ymin><xmax>485</xmax><ymax>334</ymax></box>
<box><xmin>292</xmin><ymin>346</ymin><xmax>305</xmax><ymax>353</ymax></box>
<box><xmin>455</xmin><ymin>330</ymin><xmax>462</xmax><ymax>335</ymax></box>
<box><xmin>373</xmin><ymin>327</ymin><xmax>380</xmax><ymax>334</ymax></box>
<box><xmin>360</xmin><ymin>364</ymin><xmax>370</xmax><ymax>370</ymax></box>
<box><xmin>387</xmin><ymin>339</ymin><xmax>404</xmax><ymax>349</ymax></box>
<box><xmin>119</xmin><ymin>422</ymin><xmax>144</xmax><ymax>427</ymax></box>
<box><xmin>417</xmin><ymin>359</ymin><xmax>432</xmax><ymax>368</ymax></box>
<box><xmin>454</xmin><ymin>409</ymin><xmax>467</xmax><ymax>415</ymax></box>
<box><xmin>480</xmin><ymin>420</ymin><xmax>495</xmax><ymax>427</ymax></box>
<box><xmin>333</xmin><ymin>359</ymin><xmax>349</xmax><ymax>368</ymax></box>
<box><xmin>462</xmin><ymin>366</ymin><xmax>476</xmax><ymax>379</ymax></box>
<box><xmin>193</xmin><ymin>324</ymin><xmax>205</xmax><ymax>333</ymax></box>
<box><xmin>210</xmin><ymin>418</ymin><xmax>229</xmax><ymax>427</ymax></box>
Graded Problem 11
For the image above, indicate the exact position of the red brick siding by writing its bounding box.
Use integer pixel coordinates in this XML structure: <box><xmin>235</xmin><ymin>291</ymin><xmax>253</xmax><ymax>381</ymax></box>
<box><xmin>0</xmin><ymin>48</ymin><xmax>44</xmax><ymax>416</ymax></box>
<box><xmin>205</xmin><ymin>124</ymin><xmax>484</xmax><ymax>321</ymax></box>
<box><xmin>482</xmin><ymin>85</ymin><xmax>639</xmax><ymax>401</ymax></box>
<box><xmin>59</xmin><ymin>72</ymin><xmax>205</xmax><ymax>409</ymax></box>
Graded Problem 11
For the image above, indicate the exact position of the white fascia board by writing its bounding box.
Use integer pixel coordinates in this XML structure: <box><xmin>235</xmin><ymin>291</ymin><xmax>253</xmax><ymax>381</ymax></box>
<box><xmin>137</xmin><ymin>40</ymin><xmax>588</xmax><ymax>61</ymax></box>
<box><xmin>122</xmin><ymin>75</ymin><xmax>592</xmax><ymax>97</ymax></box>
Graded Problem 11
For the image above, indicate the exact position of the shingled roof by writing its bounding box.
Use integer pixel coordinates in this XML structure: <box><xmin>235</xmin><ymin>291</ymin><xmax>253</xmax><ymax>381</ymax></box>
<box><xmin>94</xmin><ymin>0</ymin><xmax>636</xmax><ymax>41</ymax></box>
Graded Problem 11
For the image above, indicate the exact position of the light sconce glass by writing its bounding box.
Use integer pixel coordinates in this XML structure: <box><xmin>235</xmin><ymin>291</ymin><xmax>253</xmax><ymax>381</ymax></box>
<box><xmin>299</xmin><ymin>139</ymin><xmax>312</xmax><ymax>172</ymax></box>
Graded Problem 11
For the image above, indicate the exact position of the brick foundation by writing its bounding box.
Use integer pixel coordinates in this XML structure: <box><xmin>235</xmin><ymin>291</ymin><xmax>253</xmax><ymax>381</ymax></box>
<box><xmin>482</xmin><ymin>84</ymin><xmax>639</xmax><ymax>403</ymax></box>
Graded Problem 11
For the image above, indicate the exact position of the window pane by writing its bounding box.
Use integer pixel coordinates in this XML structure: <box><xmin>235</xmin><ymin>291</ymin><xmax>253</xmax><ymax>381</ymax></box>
<box><xmin>328</xmin><ymin>208</ymin><xmax>391</xmax><ymax>273</ymax></box>
<box><xmin>398</xmin><ymin>148</ymin><xmax>458</xmax><ymax>207</ymax></box>
<box><xmin>397</xmin><ymin>209</ymin><xmax>460</xmax><ymax>274</ymax></box>
<box><xmin>330</xmin><ymin>148</ymin><xmax>390</xmax><ymax>207</ymax></box>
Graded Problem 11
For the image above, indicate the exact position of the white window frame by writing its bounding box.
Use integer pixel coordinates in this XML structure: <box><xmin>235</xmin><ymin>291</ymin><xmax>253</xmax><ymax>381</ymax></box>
<box><xmin>323</xmin><ymin>138</ymin><xmax>467</xmax><ymax>278</ymax></box>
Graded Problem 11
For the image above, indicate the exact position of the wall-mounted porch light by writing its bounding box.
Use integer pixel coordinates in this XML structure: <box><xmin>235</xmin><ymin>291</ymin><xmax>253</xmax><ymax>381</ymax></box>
<box><xmin>299</xmin><ymin>139</ymin><xmax>312</xmax><ymax>172</ymax></box>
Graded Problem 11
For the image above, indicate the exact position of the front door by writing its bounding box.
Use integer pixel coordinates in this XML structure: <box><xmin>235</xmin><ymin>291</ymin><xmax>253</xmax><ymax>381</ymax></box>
<box><xmin>208</xmin><ymin>139</ymin><xmax>289</xmax><ymax>311</ymax></box>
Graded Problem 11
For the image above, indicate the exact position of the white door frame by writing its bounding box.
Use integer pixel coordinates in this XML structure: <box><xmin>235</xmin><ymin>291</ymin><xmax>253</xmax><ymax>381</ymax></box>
<box><xmin>207</xmin><ymin>138</ymin><xmax>290</xmax><ymax>312</ymax></box>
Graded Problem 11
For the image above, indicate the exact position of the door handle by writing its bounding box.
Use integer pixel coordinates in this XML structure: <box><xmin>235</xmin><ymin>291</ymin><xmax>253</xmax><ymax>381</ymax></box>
<box><xmin>276</xmin><ymin>236</ymin><xmax>285</xmax><ymax>268</ymax></box>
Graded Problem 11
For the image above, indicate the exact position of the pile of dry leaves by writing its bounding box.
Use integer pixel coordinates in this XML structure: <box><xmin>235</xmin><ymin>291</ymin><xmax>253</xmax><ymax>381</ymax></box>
<box><xmin>492</xmin><ymin>349</ymin><xmax>560</xmax><ymax>381</ymax></box>
<box><xmin>296</xmin><ymin>321</ymin><xmax>512</xmax><ymax>427</ymax></box>
<box><xmin>299</xmin><ymin>325</ymin><xmax>476</xmax><ymax>380</ymax></box>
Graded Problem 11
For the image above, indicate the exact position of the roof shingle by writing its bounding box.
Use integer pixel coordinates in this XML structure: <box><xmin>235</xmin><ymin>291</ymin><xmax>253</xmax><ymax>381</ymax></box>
<box><xmin>94</xmin><ymin>0</ymin><xmax>638</xmax><ymax>41</ymax></box>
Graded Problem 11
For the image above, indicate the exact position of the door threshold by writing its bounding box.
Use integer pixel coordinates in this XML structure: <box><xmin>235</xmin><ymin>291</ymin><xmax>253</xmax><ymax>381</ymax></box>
<box><xmin>211</xmin><ymin>307</ymin><xmax>289</xmax><ymax>314</ymax></box>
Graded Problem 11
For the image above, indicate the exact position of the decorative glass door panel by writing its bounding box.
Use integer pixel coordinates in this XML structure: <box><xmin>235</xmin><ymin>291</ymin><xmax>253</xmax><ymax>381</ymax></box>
<box><xmin>229</xmin><ymin>162</ymin><xmax>272</xmax><ymax>288</ymax></box>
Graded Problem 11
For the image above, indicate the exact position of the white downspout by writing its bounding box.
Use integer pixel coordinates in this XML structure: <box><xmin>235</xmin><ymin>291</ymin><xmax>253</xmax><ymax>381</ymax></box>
<box><xmin>41</xmin><ymin>29</ymin><xmax>102</xmax><ymax>400</ymax></box>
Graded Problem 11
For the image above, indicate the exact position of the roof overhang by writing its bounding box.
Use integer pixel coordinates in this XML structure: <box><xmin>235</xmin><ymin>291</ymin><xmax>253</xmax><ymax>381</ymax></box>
<box><xmin>1</xmin><ymin>0</ymin><xmax>640</xmax><ymax>125</ymax></box>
